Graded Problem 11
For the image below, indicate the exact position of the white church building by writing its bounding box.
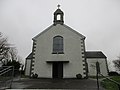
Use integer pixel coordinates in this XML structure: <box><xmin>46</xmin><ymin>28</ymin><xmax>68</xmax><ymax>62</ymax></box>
<box><xmin>25</xmin><ymin>7</ymin><xmax>109</xmax><ymax>78</ymax></box>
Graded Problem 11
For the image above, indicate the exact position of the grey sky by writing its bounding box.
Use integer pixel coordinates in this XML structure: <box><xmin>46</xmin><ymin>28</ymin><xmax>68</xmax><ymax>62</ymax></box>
<box><xmin>0</xmin><ymin>0</ymin><xmax>120</xmax><ymax>70</ymax></box>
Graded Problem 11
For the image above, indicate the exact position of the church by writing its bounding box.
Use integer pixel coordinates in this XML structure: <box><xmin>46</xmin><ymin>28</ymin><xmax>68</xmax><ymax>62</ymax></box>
<box><xmin>25</xmin><ymin>6</ymin><xmax>109</xmax><ymax>78</ymax></box>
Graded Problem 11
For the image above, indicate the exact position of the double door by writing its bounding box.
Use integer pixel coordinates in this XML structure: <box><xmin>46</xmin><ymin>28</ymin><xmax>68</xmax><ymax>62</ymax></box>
<box><xmin>52</xmin><ymin>62</ymin><xmax>63</xmax><ymax>78</ymax></box>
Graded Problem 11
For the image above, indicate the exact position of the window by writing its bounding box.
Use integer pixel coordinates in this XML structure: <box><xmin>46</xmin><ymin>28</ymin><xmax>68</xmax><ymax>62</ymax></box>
<box><xmin>53</xmin><ymin>36</ymin><xmax>64</xmax><ymax>54</ymax></box>
<box><xmin>57</xmin><ymin>14</ymin><xmax>61</xmax><ymax>20</ymax></box>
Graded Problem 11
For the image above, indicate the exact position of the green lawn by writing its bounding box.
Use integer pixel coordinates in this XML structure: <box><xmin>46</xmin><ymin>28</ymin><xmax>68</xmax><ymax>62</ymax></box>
<box><xmin>101</xmin><ymin>76</ymin><xmax>120</xmax><ymax>90</ymax></box>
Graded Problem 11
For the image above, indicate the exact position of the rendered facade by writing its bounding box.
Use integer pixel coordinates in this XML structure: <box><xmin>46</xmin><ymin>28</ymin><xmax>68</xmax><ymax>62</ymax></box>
<box><xmin>25</xmin><ymin>7</ymin><xmax>108</xmax><ymax>78</ymax></box>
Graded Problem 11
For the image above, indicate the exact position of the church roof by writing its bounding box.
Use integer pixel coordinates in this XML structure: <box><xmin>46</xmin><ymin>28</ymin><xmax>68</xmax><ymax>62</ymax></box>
<box><xmin>54</xmin><ymin>8</ymin><xmax>63</xmax><ymax>14</ymax></box>
<box><xmin>86</xmin><ymin>51</ymin><xmax>107</xmax><ymax>58</ymax></box>
<box><xmin>32</xmin><ymin>7</ymin><xmax>85</xmax><ymax>40</ymax></box>
<box><xmin>26</xmin><ymin>53</ymin><xmax>33</xmax><ymax>59</ymax></box>
<box><xmin>32</xmin><ymin>24</ymin><xmax>86</xmax><ymax>40</ymax></box>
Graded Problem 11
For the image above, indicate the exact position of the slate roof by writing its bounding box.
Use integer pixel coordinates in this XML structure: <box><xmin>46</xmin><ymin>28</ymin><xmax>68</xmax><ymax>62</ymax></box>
<box><xmin>54</xmin><ymin>9</ymin><xmax>63</xmax><ymax>14</ymax></box>
<box><xmin>26</xmin><ymin>51</ymin><xmax>106</xmax><ymax>59</ymax></box>
<box><xmin>86</xmin><ymin>51</ymin><xmax>107</xmax><ymax>58</ymax></box>
<box><xmin>26</xmin><ymin>53</ymin><xmax>33</xmax><ymax>59</ymax></box>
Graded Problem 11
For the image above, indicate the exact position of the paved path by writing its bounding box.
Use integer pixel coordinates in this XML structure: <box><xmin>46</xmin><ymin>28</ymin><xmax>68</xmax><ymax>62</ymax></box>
<box><xmin>9</xmin><ymin>78</ymin><xmax>105</xmax><ymax>90</ymax></box>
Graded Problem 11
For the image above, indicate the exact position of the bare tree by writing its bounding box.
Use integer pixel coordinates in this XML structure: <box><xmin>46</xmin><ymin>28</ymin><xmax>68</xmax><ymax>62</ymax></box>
<box><xmin>0</xmin><ymin>32</ymin><xmax>19</xmax><ymax>65</ymax></box>
<box><xmin>9</xmin><ymin>47</ymin><xmax>18</xmax><ymax>61</ymax></box>
<box><xmin>113</xmin><ymin>56</ymin><xmax>120</xmax><ymax>71</ymax></box>
<box><xmin>0</xmin><ymin>33</ymin><xmax>10</xmax><ymax>64</ymax></box>
<box><xmin>17</xmin><ymin>55</ymin><xmax>24</xmax><ymax>64</ymax></box>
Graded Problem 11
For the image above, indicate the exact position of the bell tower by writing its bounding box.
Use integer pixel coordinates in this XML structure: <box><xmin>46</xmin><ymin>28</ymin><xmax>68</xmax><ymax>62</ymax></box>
<box><xmin>53</xmin><ymin>5</ymin><xmax>64</xmax><ymax>25</ymax></box>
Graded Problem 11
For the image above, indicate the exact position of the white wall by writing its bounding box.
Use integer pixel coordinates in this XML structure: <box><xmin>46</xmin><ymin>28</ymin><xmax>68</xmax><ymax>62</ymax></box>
<box><xmin>0</xmin><ymin>61</ymin><xmax>2</xmax><ymax>67</ymax></box>
<box><xmin>25</xmin><ymin>59</ymin><xmax>31</xmax><ymax>76</ymax></box>
<box><xmin>33</xmin><ymin>24</ymin><xmax>85</xmax><ymax>78</ymax></box>
<box><xmin>87</xmin><ymin>58</ymin><xmax>108</xmax><ymax>76</ymax></box>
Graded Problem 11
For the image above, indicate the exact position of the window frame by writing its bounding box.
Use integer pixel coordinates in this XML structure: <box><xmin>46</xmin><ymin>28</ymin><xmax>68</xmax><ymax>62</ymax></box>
<box><xmin>57</xmin><ymin>14</ymin><xmax>61</xmax><ymax>20</ymax></box>
<box><xmin>52</xmin><ymin>35</ymin><xmax>64</xmax><ymax>54</ymax></box>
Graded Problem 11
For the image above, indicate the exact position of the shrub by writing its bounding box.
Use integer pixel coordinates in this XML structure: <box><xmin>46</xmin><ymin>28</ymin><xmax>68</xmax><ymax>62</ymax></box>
<box><xmin>108</xmin><ymin>71</ymin><xmax>119</xmax><ymax>76</ymax></box>
<box><xmin>76</xmin><ymin>74</ymin><xmax>82</xmax><ymax>79</ymax></box>
<box><xmin>32</xmin><ymin>73</ymin><xmax>38</xmax><ymax>78</ymax></box>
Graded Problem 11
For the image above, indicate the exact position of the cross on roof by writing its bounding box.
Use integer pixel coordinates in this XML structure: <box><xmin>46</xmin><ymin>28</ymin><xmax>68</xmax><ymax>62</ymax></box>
<box><xmin>57</xmin><ymin>4</ymin><xmax>60</xmax><ymax>9</ymax></box>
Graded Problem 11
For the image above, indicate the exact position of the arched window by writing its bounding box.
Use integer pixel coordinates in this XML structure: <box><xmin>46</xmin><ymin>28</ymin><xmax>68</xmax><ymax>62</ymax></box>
<box><xmin>57</xmin><ymin>14</ymin><xmax>61</xmax><ymax>20</ymax></box>
<box><xmin>53</xmin><ymin>36</ymin><xmax>64</xmax><ymax>54</ymax></box>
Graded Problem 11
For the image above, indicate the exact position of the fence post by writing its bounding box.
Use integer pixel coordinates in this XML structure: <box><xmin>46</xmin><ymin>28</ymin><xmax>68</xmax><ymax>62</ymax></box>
<box><xmin>9</xmin><ymin>66</ymin><xmax>14</xmax><ymax>89</ymax></box>
<box><xmin>118</xmin><ymin>84</ymin><xmax>120</xmax><ymax>90</ymax></box>
<box><xmin>96</xmin><ymin>61</ymin><xmax>100</xmax><ymax>90</ymax></box>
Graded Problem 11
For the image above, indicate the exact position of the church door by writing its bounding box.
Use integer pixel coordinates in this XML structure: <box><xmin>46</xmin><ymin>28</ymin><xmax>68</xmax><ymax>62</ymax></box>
<box><xmin>52</xmin><ymin>62</ymin><xmax>63</xmax><ymax>78</ymax></box>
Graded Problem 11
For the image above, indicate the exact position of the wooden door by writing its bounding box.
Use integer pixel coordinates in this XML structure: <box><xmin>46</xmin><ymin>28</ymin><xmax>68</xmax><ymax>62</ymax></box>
<box><xmin>52</xmin><ymin>62</ymin><xmax>63</xmax><ymax>78</ymax></box>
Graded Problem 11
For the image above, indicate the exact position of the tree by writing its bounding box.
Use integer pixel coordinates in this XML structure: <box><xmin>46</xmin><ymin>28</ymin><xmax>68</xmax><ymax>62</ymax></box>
<box><xmin>0</xmin><ymin>32</ymin><xmax>11</xmax><ymax>65</ymax></box>
<box><xmin>0</xmin><ymin>32</ymin><xmax>24</xmax><ymax>76</ymax></box>
<box><xmin>0</xmin><ymin>32</ymin><xmax>22</xmax><ymax>67</ymax></box>
<box><xmin>9</xmin><ymin>47</ymin><xmax>18</xmax><ymax>62</ymax></box>
<box><xmin>5</xmin><ymin>60</ymin><xmax>21</xmax><ymax>69</ymax></box>
<box><xmin>113</xmin><ymin>56</ymin><xmax>120</xmax><ymax>71</ymax></box>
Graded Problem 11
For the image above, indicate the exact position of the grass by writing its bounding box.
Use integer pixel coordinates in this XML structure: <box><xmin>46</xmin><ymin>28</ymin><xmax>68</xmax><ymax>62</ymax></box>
<box><xmin>101</xmin><ymin>76</ymin><xmax>120</xmax><ymax>90</ymax></box>
<box><xmin>89</xmin><ymin>76</ymin><xmax>105</xmax><ymax>79</ymax></box>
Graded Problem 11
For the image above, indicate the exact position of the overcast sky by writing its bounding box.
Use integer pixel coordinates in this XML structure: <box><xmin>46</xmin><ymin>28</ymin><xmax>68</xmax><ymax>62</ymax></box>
<box><xmin>0</xmin><ymin>0</ymin><xmax>120</xmax><ymax>70</ymax></box>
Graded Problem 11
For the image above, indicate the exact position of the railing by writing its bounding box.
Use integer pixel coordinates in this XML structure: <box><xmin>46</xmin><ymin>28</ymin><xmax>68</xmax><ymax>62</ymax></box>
<box><xmin>0</xmin><ymin>66</ymin><xmax>14</xmax><ymax>89</ymax></box>
<box><xmin>96</xmin><ymin>61</ymin><xmax>120</xmax><ymax>90</ymax></box>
